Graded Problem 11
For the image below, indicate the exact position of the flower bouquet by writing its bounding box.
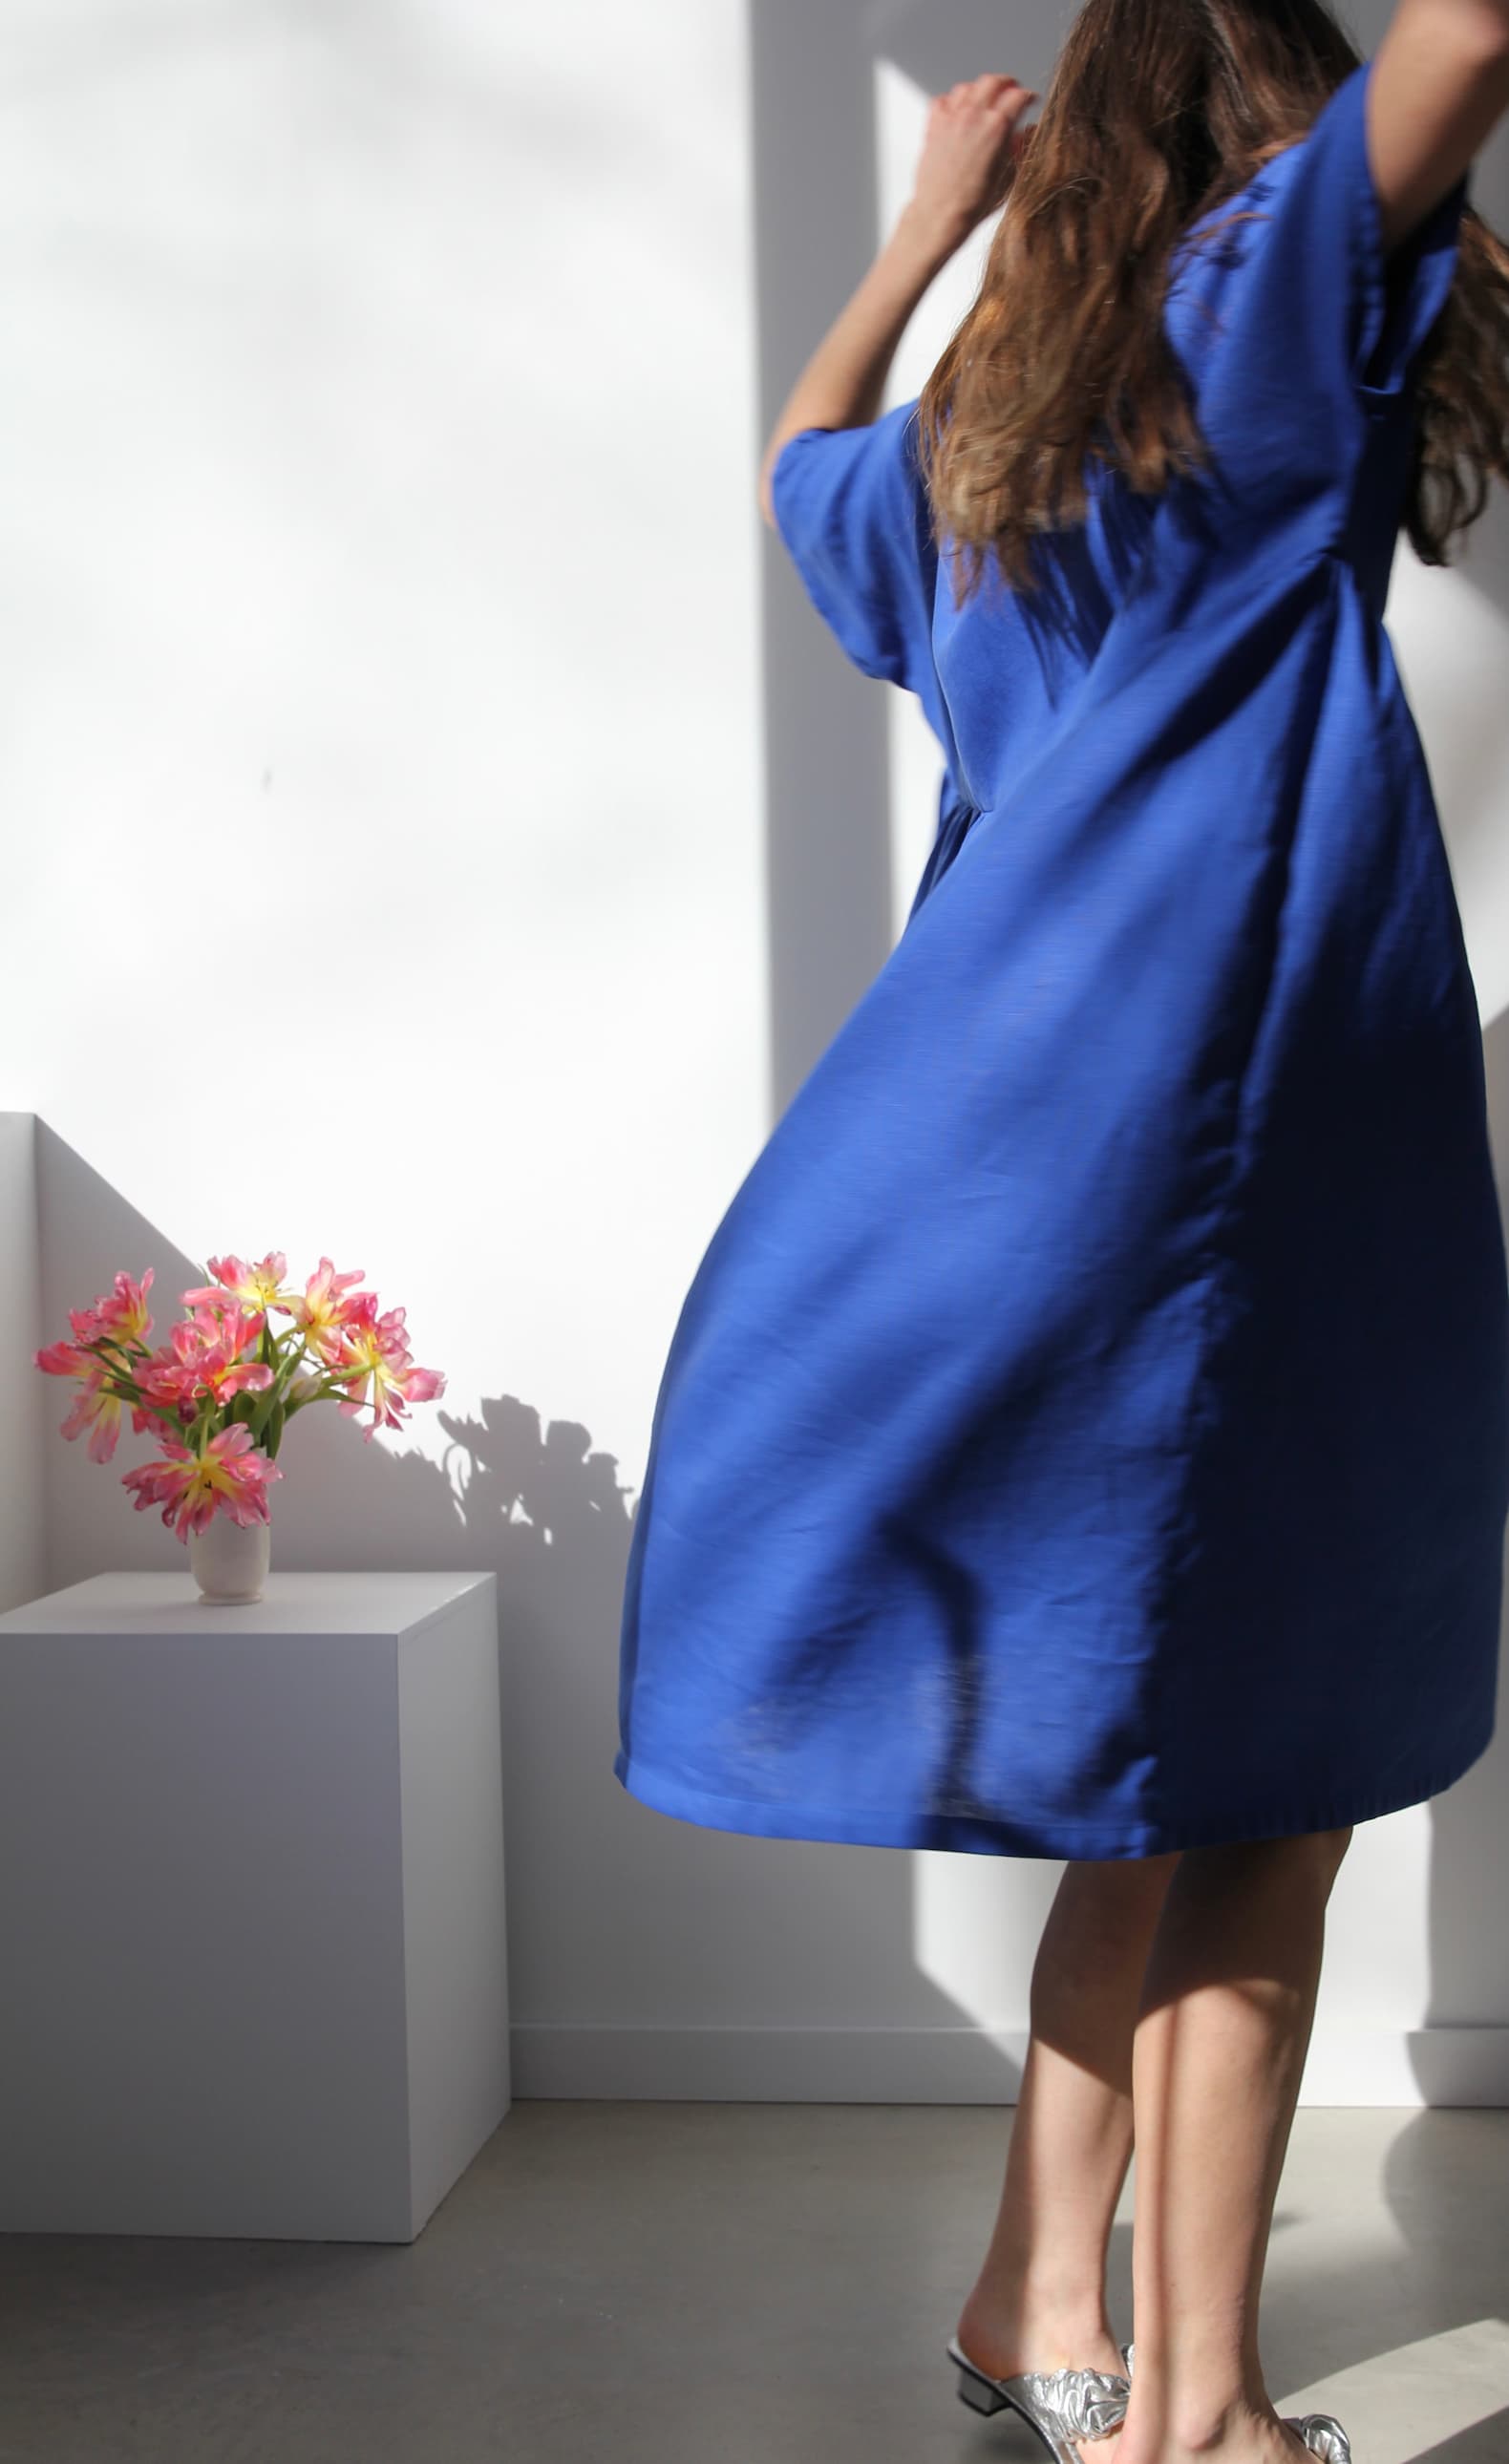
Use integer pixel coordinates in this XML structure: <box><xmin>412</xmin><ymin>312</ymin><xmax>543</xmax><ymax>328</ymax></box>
<box><xmin>36</xmin><ymin>1253</ymin><xmax>446</xmax><ymax>1603</ymax></box>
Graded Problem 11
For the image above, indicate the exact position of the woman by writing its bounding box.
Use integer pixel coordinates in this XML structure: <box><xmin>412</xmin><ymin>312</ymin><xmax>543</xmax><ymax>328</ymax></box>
<box><xmin>616</xmin><ymin>4</ymin><xmax>1509</xmax><ymax>2459</ymax></box>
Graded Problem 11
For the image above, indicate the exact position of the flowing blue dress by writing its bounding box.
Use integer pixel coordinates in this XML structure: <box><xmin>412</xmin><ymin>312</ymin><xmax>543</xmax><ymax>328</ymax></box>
<box><xmin>615</xmin><ymin>59</ymin><xmax>1509</xmax><ymax>1858</ymax></box>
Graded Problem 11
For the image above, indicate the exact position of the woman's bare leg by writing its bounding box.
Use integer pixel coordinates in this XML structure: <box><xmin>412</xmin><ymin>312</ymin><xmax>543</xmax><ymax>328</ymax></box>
<box><xmin>1113</xmin><ymin>1826</ymin><xmax>1354</xmax><ymax>2464</ymax></box>
<box><xmin>955</xmin><ymin>1853</ymin><xmax>1179</xmax><ymax>2382</ymax></box>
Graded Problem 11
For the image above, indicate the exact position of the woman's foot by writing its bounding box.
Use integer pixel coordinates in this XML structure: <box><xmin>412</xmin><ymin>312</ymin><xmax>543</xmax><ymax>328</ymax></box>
<box><xmin>1113</xmin><ymin>2388</ymin><xmax>1338</xmax><ymax>2464</ymax></box>
<box><xmin>952</xmin><ymin>2283</ymin><xmax>1129</xmax><ymax>2387</ymax></box>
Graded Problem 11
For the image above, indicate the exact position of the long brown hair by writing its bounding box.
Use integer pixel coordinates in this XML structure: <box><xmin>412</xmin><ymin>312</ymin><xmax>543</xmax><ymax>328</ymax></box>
<box><xmin>917</xmin><ymin>0</ymin><xmax>1509</xmax><ymax>598</ymax></box>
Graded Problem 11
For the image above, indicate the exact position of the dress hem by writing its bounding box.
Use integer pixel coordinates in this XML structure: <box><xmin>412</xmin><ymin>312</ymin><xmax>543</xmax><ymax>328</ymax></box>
<box><xmin>612</xmin><ymin>1721</ymin><xmax>1496</xmax><ymax>1861</ymax></box>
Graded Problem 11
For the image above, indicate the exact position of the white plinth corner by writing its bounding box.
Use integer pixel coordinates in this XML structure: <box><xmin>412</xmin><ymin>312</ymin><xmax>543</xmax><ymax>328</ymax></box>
<box><xmin>0</xmin><ymin>1568</ymin><xmax>508</xmax><ymax>2242</ymax></box>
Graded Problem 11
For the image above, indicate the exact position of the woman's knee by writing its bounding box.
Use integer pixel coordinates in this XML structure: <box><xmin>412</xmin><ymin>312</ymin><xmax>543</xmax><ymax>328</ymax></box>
<box><xmin>1052</xmin><ymin>1851</ymin><xmax>1180</xmax><ymax>1933</ymax></box>
<box><xmin>1258</xmin><ymin>1821</ymin><xmax>1355</xmax><ymax>1915</ymax></box>
<box><xmin>1179</xmin><ymin>1822</ymin><xmax>1354</xmax><ymax>1898</ymax></box>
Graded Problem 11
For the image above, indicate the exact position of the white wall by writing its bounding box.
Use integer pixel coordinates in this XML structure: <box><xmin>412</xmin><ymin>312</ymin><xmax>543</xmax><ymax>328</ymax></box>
<box><xmin>6</xmin><ymin>0</ymin><xmax>1509</xmax><ymax>2104</ymax></box>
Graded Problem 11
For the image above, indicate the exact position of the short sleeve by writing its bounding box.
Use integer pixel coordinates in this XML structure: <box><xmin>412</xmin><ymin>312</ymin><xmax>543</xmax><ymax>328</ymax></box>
<box><xmin>1173</xmin><ymin>54</ymin><xmax>1470</xmax><ymax>532</ymax></box>
<box><xmin>1204</xmin><ymin>57</ymin><xmax>1466</xmax><ymax>414</ymax></box>
<box><xmin>1315</xmin><ymin>55</ymin><xmax>1466</xmax><ymax>400</ymax></box>
<box><xmin>769</xmin><ymin>396</ymin><xmax>941</xmax><ymax>694</ymax></box>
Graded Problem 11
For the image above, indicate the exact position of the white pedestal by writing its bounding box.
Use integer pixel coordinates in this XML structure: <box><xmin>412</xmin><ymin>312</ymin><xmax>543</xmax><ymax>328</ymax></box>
<box><xmin>0</xmin><ymin>1569</ymin><xmax>508</xmax><ymax>2242</ymax></box>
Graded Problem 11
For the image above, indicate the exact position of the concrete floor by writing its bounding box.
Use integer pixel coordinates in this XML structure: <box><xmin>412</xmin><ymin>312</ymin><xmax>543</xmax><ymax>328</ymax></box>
<box><xmin>1</xmin><ymin>2104</ymin><xmax>1507</xmax><ymax>2464</ymax></box>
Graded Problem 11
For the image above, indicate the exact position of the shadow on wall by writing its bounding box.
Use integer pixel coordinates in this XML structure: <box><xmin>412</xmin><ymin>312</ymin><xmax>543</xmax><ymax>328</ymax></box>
<box><xmin>31</xmin><ymin>1116</ymin><xmax>1017</xmax><ymax>2096</ymax></box>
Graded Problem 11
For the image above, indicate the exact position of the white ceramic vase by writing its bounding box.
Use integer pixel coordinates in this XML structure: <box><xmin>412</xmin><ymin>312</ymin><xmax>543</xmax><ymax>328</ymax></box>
<box><xmin>188</xmin><ymin>1513</ymin><xmax>272</xmax><ymax>1604</ymax></box>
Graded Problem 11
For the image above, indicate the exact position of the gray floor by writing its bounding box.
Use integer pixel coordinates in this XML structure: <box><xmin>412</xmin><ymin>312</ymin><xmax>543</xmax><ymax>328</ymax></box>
<box><xmin>1</xmin><ymin>2104</ymin><xmax>1506</xmax><ymax>2464</ymax></box>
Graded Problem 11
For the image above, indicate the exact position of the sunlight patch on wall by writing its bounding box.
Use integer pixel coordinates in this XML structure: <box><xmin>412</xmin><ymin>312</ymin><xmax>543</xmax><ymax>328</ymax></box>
<box><xmin>1313</xmin><ymin>1797</ymin><xmax>1433</xmax><ymax>2031</ymax></box>
<box><xmin>910</xmin><ymin>1844</ymin><xmax>1062</xmax><ymax>2032</ymax></box>
<box><xmin>1387</xmin><ymin>511</ymin><xmax>1509</xmax><ymax>1030</ymax></box>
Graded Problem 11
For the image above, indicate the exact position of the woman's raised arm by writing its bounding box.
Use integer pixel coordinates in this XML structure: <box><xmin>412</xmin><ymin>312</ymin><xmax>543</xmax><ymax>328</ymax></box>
<box><xmin>757</xmin><ymin>76</ymin><xmax>1037</xmax><ymax>528</ymax></box>
<box><xmin>1371</xmin><ymin>0</ymin><xmax>1509</xmax><ymax>249</ymax></box>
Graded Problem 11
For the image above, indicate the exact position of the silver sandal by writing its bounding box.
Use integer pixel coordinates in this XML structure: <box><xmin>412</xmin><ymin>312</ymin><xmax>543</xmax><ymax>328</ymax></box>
<box><xmin>1120</xmin><ymin>2341</ymin><xmax>1352</xmax><ymax>2462</ymax></box>
<box><xmin>946</xmin><ymin>2335</ymin><xmax>1132</xmax><ymax>2460</ymax></box>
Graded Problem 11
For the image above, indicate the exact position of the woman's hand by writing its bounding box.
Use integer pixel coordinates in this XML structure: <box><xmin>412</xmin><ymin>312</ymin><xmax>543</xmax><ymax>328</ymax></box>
<box><xmin>758</xmin><ymin>74</ymin><xmax>1037</xmax><ymax>521</ymax></box>
<box><xmin>904</xmin><ymin>74</ymin><xmax>1040</xmax><ymax>260</ymax></box>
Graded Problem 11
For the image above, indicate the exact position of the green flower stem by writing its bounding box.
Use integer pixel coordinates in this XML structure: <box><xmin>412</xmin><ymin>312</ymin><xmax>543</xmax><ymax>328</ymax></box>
<box><xmin>81</xmin><ymin>1312</ymin><xmax>360</xmax><ymax>1461</ymax></box>
<box><xmin>93</xmin><ymin>1368</ymin><xmax>149</xmax><ymax>1406</ymax></box>
<box><xmin>84</xmin><ymin>1333</ymin><xmax>156</xmax><ymax>1406</ymax></box>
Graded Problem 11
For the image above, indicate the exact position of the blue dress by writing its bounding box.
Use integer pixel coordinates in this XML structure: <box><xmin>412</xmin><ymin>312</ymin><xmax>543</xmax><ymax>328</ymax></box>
<box><xmin>615</xmin><ymin>59</ymin><xmax>1509</xmax><ymax>1859</ymax></box>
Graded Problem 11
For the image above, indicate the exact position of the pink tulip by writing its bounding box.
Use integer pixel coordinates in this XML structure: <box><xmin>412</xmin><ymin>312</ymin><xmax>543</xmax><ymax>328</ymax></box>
<box><xmin>36</xmin><ymin>1338</ymin><xmax>91</xmax><ymax>1381</ymax></box>
<box><xmin>135</xmin><ymin>1350</ymin><xmax>204</xmax><ymax>1421</ymax></box>
<box><xmin>122</xmin><ymin>1423</ymin><xmax>282</xmax><ymax>1540</ymax></box>
<box><xmin>137</xmin><ymin>1302</ymin><xmax>272</xmax><ymax>1417</ymax></box>
<box><xmin>286</xmin><ymin>1257</ymin><xmax>372</xmax><ymax>1366</ymax></box>
<box><xmin>71</xmin><ymin>1268</ymin><xmax>156</xmax><ymax>1350</ymax></box>
<box><xmin>36</xmin><ymin>1339</ymin><xmax>130</xmax><ymax>1461</ymax></box>
<box><xmin>329</xmin><ymin>1297</ymin><xmax>446</xmax><ymax>1441</ymax></box>
<box><xmin>63</xmin><ymin>1364</ymin><xmax>128</xmax><ymax>1463</ymax></box>
<box><xmin>180</xmin><ymin>1253</ymin><xmax>293</xmax><ymax>1314</ymax></box>
<box><xmin>179</xmin><ymin>1302</ymin><xmax>271</xmax><ymax>1386</ymax></box>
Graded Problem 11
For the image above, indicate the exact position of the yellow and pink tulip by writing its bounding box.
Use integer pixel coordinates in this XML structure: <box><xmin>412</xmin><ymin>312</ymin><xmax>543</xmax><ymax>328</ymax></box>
<box><xmin>35</xmin><ymin>1252</ymin><xmax>445</xmax><ymax>1540</ymax></box>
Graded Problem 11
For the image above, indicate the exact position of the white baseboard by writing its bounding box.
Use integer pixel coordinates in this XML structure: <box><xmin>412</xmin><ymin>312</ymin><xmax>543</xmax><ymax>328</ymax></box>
<box><xmin>509</xmin><ymin>2023</ymin><xmax>1509</xmax><ymax>2106</ymax></box>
